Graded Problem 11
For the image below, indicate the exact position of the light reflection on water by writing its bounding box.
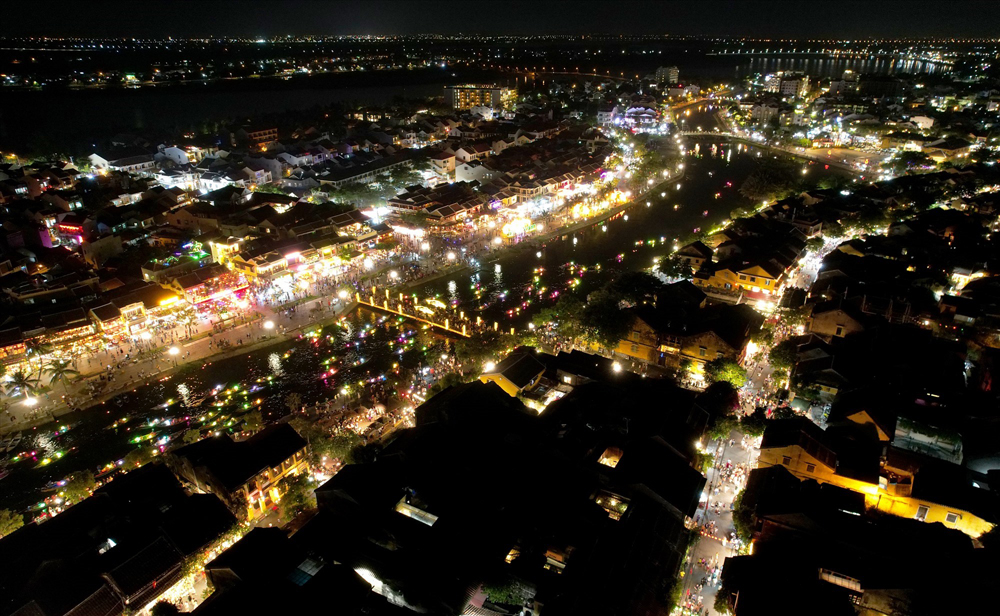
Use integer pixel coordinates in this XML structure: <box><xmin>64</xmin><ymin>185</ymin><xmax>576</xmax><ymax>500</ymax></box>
<box><xmin>2</xmin><ymin>310</ymin><xmax>438</xmax><ymax>511</ymax></box>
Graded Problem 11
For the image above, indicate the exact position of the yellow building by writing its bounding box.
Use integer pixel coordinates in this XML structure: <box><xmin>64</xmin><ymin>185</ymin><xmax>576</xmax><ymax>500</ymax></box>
<box><xmin>693</xmin><ymin>261</ymin><xmax>785</xmax><ymax>297</ymax></box>
<box><xmin>479</xmin><ymin>349</ymin><xmax>546</xmax><ymax>397</ymax></box>
<box><xmin>615</xmin><ymin>303</ymin><xmax>760</xmax><ymax>368</ymax></box>
<box><xmin>757</xmin><ymin>417</ymin><xmax>995</xmax><ymax>538</ymax></box>
<box><xmin>166</xmin><ymin>424</ymin><xmax>310</xmax><ymax>522</ymax></box>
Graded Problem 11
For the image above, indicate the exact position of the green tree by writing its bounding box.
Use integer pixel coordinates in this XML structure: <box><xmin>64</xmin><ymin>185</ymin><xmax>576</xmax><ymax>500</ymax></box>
<box><xmin>0</xmin><ymin>509</ymin><xmax>24</xmax><ymax>538</ymax></box>
<box><xmin>740</xmin><ymin>408</ymin><xmax>769</xmax><ymax>437</ymax></box>
<box><xmin>25</xmin><ymin>340</ymin><xmax>53</xmax><ymax>379</ymax></box>
<box><xmin>455</xmin><ymin>328</ymin><xmax>527</xmax><ymax>368</ymax></box>
<box><xmin>4</xmin><ymin>370</ymin><xmax>39</xmax><ymax>399</ymax></box>
<box><xmin>707</xmin><ymin>414</ymin><xmax>742</xmax><ymax>441</ymax></box>
<box><xmin>579</xmin><ymin>292</ymin><xmax>632</xmax><ymax>349</ymax></box>
<box><xmin>704</xmin><ymin>358</ymin><xmax>748</xmax><ymax>388</ymax></box>
<box><xmin>739</xmin><ymin>158</ymin><xmax>798</xmax><ymax>204</ymax></box>
<box><xmin>731</xmin><ymin>489</ymin><xmax>755</xmax><ymax>543</ymax></box>
<box><xmin>242</xmin><ymin>410</ymin><xmax>263</xmax><ymax>432</ymax></box>
<box><xmin>123</xmin><ymin>447</ymin><xmax>155</xmax><ymax>469</ymax></box>
<box><xmin>324</xmin><ymin>432</ymin><xmax>363</xmax><ymax>462</ymax></box>
<box><xmin>427</xmin><ymin>371</ymin><xmax>475</xmax><ymax>396</ymax></box>
<box><xmin>481</xmin><ymin>573</ymin><xmax>531</xmax><ymax>606</ymax></box>
<box><xmin>253</xmin><ymin>184</ymin><xmax>289</xmax><ymax>195</ymax></box>
<box><xmin>658</xmin><ymin>255</ymin><xmax>694</xmax><ymax>279</ymax></box>
<box><xmin>804</xmin><ymin>237</ymin><xmax>824</xmax><ymax>253</ymax></box>
<box><xmin>150</xmin><ymin>601</ymin><xmax>181</xmax><ymax>616</ymax></box>
<box><xmin>750</xmin><ymin>322</ymin><xmax>775</xmax><ymax>348</ymax></box>
<box><xmin>778</xmin><ymin>305</ymin><xmax>811</xmax><ymax>330</ymax></box>
<box><xmin>44</xmin><ymin>360</ymin><xmax>79</xmax><ymax>394</ymax></box>
<box><xmin>277</xmin><ymin>473</ymin><xmax>316</xmax><ymax>521</ymax></box>
<box><xmin>768</xmin><ymin>339</ymin><xmax>797</xmax><ymax>374</ymax></box>
<box><xmin>350</xmin><ymin>442</ymin><xmax>382</xmax><ymax>464</ymax></box>
<box><xmin>889</xmin><ymin>151</ymin><xmax>932</xmax><ymax>175</ymax></box>
<box><xmin>817</xmin><ymin>174</ymin><xmax>851</xmax><ymax>191</ymax></box>
<box><xmin>531</xmin><ymin>295</ymin><xmax>585</xmax><ymax>341</ymax></box>
<box><xmin>62</xmin><ymin>470</ymin><xmax>96</xmax><ymax>503</ymax></box>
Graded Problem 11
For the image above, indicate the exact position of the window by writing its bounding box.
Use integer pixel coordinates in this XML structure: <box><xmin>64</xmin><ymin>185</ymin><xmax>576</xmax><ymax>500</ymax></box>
<box><xmin>716</xmin><ymin>351</ymin><xmax>724</xmax><ymax>359</ymax></box>
<box><xmin>764</xmin><ymin>279</ymin><xmax>770</xmax><ymax>286</ymax></box>
<box><xmin>699</xmin><ymin>347</ymin><xmax>707</xmax><ymax>357</ymax></box>
<box><xmin>749</xmin><ymin>276</ymin><xmax>757</xmax><ymax>283</ymax></box>
<box><xmin>806</xmin><ymin>463</ymin><xmax>816</xmax><ymax>473</ymax></box>
<box><xmin>915</xmin><ymin>505</ymin><xmax>929</xmax><ymax>521</ymax></box>
<box><xmin>945</xmin><ymin>512</ymin><xmax>961</xmax><ymax>524</ymax></box>
<box><xmin>739</xmin><ymin>274</ymin><xmax>747</xmax><ymax>281</ymax></box>
<box><xmin>782</xmin><ymin>456</ymin><xmax>792</xmax><ymax>465</ymax></box>
<box><xmin>835</xmin><ymin>326</ymin><xmax>844</xmax><ymax>337</ymax></box>
<box><xmin>630</xmin><ymin>343</ymin><xmax>639</xmax><ymax>353</ymax></box>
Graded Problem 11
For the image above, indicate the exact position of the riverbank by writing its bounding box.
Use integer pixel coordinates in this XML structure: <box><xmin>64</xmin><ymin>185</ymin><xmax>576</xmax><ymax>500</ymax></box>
<box><xmin>710</xmin><ymin>109</ymin><xmax>874</xmax><ymax>175</ymax></box>
<box><xmin>402</xmin><ymin>167</ymin><xmax>688</xmax><ymax>291</ymax></box>
<box><xmin>1</xmin><ymin>166</ymin><xmax>683</xmax><ymax>435</ymax></box>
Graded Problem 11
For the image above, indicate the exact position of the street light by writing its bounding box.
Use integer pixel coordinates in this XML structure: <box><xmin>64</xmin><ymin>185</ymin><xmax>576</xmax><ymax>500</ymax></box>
<box><xmin>263</xmin><ymin>320</ymin><xmax>275</xmax><ymax>330</ymax></box>
<box><xmin>389</xmin><ymin>270</ymin><xmax>399</xmax><ymax>280</ymax></box>
<box><xmin>421</xmin><ymin>242</ymin><xmax>430</xmax><ymax>251</ymax></box>
<box><xmin>612</xmin><ymin>362</ymin><xmax>622</xmax><ymax>373</ymax></box>
<box><xmin>484</xmin><ymin>361</ymin><xmax>496</xmax><ymax>372</ymax></box>
<box><xmin>446</xmin><ymin>252</ymin><xmax>456</xmax><ymax>261</ymax></box>
<box><xmin>168</xmin><ymin>346</ymin><xmax>180</xmax><ymax>356</ymax></box>
<box><xmin>24</xmin><ymin>396</ymin><xmax>37</xmax><ymax>406</ymax></box>
<box><xmin>338</xmin><ymin>290</ymin><xmax>349</xmax><ymax>300</ymax></box>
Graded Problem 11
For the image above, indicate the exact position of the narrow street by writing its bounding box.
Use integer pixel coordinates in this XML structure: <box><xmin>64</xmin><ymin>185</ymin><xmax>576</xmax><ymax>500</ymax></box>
<box><xmin>680</xmin><ymin>430</ymin><xmax>758</xmax><ymax>616</ymax></box>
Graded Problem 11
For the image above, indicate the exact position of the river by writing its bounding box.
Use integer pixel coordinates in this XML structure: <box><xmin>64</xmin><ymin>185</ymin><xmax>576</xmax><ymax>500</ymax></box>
<box><xmin>0</xmin><ymin>309</ymin><xmax>447</xmax><ymax>514</ymax></box>
<box><xmin>0</xmin><ymin>105</ymin><xmax>843</xmax><ymax>515</ymax></box>
<box><xmin>409</xmin><ymin>105</ymin><xmax>844</xmax><ymax>324</ymax></box>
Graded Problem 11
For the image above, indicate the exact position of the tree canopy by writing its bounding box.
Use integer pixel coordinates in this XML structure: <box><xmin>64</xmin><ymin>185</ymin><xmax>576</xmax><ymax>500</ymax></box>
<box><xmin>0</xmin><ymin>509</ymin><xmax>24</xmax><ymax>538</ymax></box>
<box><xmin>739</xmin><ymin>157</ymin><xmax>800</xmax><ymax>204</ymax></box>
<box><xmin>704</xmin><ymin>358</ymin><xmax>748</xmax><ymax>388</ymax></box>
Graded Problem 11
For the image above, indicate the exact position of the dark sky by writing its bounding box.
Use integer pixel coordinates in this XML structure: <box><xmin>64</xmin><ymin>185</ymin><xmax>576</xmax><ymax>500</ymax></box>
<box><xmin>6</xmin><ymin>0</ymin><xmax>1000</xmax><ymax>39</ymax></box>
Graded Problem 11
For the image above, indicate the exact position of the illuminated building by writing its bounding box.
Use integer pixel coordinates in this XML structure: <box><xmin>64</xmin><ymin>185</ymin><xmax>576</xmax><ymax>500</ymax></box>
<box><xmin>166</xmin><ymin>424</ymin><xmax>310</xmax><ymax>522</ymax></box>
<box><xmin>655</xmin><ymin>65</ymin><xmax>679</xmax><ymax>84</ymax></box>
<box><xmin>757</xmin><ymin>417</ymin><xmax>996</xmax><ymax>538</ymax></box>
<box><xmin>444</xmin><ymin>84</ymin><xmax>516</xmax><ymax>110</ymax></box>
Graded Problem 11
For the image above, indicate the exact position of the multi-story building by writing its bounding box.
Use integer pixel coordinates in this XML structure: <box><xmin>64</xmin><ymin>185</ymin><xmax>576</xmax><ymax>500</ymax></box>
<box><xmin>166</xmin><ymin>424</ymin><xmax>310</xmax><ymax>521</ymax></box>
<box><xmin>655</xmin><ymin>65</ymin><xmax>679</xmax><ymax>84</ymax></box>
<box><xmin>444</xmin><ymin>84</ymin><xmax>516</xmax><ymax>110</ymax></box>
<box><xmin>764</xmin><ymin>72</ymin><xmax>809</xmax><ymax>99</ymax></box>
<box><xmin>757</xmin><ymin>417</ymin><xmax>996</xmax><ymax>538</ymax></box>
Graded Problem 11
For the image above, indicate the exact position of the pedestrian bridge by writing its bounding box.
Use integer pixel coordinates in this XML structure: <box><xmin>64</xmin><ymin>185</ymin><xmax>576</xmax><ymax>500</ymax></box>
<box><xmin>676</xmin><ymin>131</ymin><xmax>735</xmax><ymax>138</ymax></box>
<box><xmin>355</xmin><ymin>290</ymin><xmax>471</xmax><ymax>337</ymax></box>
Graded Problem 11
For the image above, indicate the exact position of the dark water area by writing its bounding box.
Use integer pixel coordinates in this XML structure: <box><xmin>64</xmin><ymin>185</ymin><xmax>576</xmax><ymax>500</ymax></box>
<box><xmin>734</xmin><ymin>54</ymin><xmax>945</xmax><ymax>79</ymax></box>
<box><xmin>0</xmin><ymin>309</ymin><xmax>441</xmax><ymax>514</ymax></box>
<box><xmin>0</xmin><ymin>68</ymin><xmax>466</xmax><ymax>153</ymax></box>
<box><xmin>0</xmin><ymin>45</ymin><xmax>948</xmax><ymax>154</ymax></box>
<box><xmin>410</xmin><ymin>106</ymin><xmax>844</xmax><ymax>325</ymax></box>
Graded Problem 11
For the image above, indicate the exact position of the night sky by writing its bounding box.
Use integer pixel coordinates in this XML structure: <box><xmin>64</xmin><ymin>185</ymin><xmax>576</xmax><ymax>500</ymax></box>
<box><xmin>4</xmin><ymin>0</ymin><xmax>1000</xmax><ymax>39</ymax></box>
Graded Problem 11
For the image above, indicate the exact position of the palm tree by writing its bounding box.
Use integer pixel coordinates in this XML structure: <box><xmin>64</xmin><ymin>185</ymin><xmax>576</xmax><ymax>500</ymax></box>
<box><xmin>4</xmin><ymin>370</ymin><xmax>40</xmax><ymax>400</ymax></box>
<box><xmin>25</xmin><ymin>340</ymin><xmax>53</xmax><ymax>380</ymax></box>
<box><xmin>44</xmin><ymin>360</ymin><xmax>79</xmax><ymax>394</ymax></box>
